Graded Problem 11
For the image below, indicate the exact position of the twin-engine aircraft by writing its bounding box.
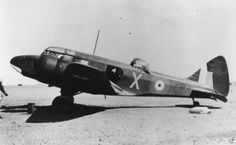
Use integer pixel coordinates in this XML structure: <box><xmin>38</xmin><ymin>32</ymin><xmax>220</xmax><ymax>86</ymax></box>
<box><xmin>10</xmin><ymin>47</ymin><xmax>229</xmax><ymax>109</ymax></box>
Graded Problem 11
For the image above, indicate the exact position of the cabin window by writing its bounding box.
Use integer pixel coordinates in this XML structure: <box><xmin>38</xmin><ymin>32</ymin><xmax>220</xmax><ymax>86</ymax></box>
<box><xmin>73</xmin><ymin>57</ymin><xmax>81</xmax><ymax>62</ymax></box>
<box><xmin>130</xmin><ymin>58</ymin><xmax>149</xmax><ymax>73</ymax></box>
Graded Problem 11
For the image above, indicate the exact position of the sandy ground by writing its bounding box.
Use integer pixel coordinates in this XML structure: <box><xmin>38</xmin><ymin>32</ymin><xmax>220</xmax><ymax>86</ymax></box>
<box><xmin>0</xmin><ymin>85</ymin><xmax>236</xmax><ymax>145</ymax></box>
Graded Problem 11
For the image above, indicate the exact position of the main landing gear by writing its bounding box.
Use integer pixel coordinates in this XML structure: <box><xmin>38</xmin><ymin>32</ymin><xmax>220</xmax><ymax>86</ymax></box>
<box><xmin>192</xmin><ymin>98</ymin><xmax>200</xmax><ymax>107</ymax></box>
<box><xmin>51</xmin><ymin>88</ymin><xmax>79</xmax><ymax>111</ymax></box>
<box><xmin>52</xmin><ymin>95</ymin><xmax>74</xmax><ymax>112</ymax></box>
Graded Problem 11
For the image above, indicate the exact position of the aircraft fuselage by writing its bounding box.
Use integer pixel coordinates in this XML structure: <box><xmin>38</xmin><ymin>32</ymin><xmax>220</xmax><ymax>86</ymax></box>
<box><xmin>11</xmin><ymin>47</ymin><xmax>211</xmax><ymax>99</ymax></box>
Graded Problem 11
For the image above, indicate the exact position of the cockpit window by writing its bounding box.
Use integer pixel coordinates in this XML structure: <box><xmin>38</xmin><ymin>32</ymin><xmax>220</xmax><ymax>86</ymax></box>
<box><xmin>42</xmin><ymin>50</ymin><xmax>63</xmax><ymax>59</ymax></box>
<box><xmin>42</xmin><ymin>49</ymin><xmax>74</xmax><ymax>63</ymax></box>
<box><xmin>130</xmin><ymin>58</ymin><xmax>149</xmax><ymax>73</ymax></box>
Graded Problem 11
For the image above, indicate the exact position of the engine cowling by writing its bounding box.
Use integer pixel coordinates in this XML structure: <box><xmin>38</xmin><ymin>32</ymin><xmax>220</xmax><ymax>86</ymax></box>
<box><xmin>36</xmin><ymin>55</ymin><xmax>58</xmax><ymax>83</ymax></box>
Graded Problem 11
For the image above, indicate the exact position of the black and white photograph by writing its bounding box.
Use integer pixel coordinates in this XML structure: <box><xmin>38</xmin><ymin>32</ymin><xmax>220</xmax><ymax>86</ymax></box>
<box><xmin>0</xmin><ymin>0</ymin><xmax>236</xmax><ymax>144</ymax></box>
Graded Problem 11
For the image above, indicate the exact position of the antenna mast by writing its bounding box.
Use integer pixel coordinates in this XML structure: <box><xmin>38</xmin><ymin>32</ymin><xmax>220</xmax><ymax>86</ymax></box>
<box><xmin>93</xmin><ymin>30</ymin><xmax>100</xmax><ymax>55</ymax></box>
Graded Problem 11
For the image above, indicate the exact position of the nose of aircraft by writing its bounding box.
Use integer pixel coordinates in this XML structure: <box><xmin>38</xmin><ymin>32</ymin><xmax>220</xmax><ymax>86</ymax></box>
<box><xmin>10</xmin><ymin>55</ymin><xmax>40</xmax><ymax>78</ymax></box>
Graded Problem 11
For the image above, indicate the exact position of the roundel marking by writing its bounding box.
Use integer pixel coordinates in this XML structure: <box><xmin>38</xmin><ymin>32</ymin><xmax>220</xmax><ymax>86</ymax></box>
<box><xmin>155</xmin><ymin>80</ymin><xmax>165</xmax><ymax>91</ymax></box>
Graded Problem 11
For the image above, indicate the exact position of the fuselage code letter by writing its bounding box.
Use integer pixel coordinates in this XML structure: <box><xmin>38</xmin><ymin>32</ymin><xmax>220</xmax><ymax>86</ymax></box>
<box><xmin>129</xmin><ymin>72</ymin><xmax>142</xmax><ymax>90</ymax></box>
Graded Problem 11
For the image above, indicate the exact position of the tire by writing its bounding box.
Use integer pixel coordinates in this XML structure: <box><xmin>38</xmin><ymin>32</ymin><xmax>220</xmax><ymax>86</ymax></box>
<box><xmin>52</xmin><ymin>96</ymin><xmax>74</xmax><ymax>112</ymax></box>
<box><xmin>193</xmin><ymin>101</ymin><xmax>200</xmax><ymax>107</ymax></box>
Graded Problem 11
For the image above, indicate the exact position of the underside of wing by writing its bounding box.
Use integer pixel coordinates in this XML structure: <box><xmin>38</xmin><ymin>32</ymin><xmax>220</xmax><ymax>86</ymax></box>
<box><xmin>63</xmin><ymin>63</ymin><xmax>116</xmax><ymax>94</ymax></box>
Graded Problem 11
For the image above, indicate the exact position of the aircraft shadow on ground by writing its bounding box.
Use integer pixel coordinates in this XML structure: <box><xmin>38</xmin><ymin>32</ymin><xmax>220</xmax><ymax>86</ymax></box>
<box><xmin>1</xmin><ymin>103</ymin><xmax>221</xmax><ymax>123</ymax></box>
<box><xmin>26</xmin><ymin>104</ymin><xmax>175</xmax><ymax>123</ymax></box>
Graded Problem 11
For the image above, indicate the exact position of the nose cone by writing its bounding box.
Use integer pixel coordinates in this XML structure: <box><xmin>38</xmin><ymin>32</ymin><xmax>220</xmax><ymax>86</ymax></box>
<box><xmin>10</xmin><ymin>55</ymin><xmax>40</xmax><ymax>78</ymax></box>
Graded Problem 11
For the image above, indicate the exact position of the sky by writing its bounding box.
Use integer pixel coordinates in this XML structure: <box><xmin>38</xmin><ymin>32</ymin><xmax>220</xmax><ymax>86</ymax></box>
<box><xmin>0</xmin><ymin>0</ymin><xmax>236</xmax><ymax>85</ymax></box>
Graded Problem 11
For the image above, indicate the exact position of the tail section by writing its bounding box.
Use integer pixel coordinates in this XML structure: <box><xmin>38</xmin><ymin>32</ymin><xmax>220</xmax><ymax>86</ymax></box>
<box><xmin>207</xmin><ymin>56</ymin><xmax>229</xmax><ymax>96</ymax></box>
<box><xmin>187</xmin><ymin>56</ymin><xmax>230</xmax><ymax>97</ymax></box>
<box><xmin>187</xmin><ymin>69</ymin><xmax>200</xmax><ymax>82</ymax></box>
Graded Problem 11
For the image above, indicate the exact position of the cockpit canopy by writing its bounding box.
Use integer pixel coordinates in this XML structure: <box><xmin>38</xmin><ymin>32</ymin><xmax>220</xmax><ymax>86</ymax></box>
<box><xmin>130</xmin><ymin>58</ymin><xmax>149</xmax><ymax>73</ymax></box>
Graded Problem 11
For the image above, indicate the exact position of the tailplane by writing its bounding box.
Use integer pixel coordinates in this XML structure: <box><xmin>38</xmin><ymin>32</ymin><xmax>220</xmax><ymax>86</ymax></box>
<box><xmin>187</xmin><ymin>56</ymin><xmax>230</xmax><ymax>97</ymax></box>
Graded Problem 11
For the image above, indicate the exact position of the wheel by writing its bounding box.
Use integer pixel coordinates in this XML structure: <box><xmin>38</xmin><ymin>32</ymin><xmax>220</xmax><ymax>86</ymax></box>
<box><xmin>52</xmin><ymin>96</ymin><xmax>74</xmax><ymax>112</ymax></box>
<box><xmin>193</xmin><ymin>101</ymin><xmax>200</xmax><ymax>107</ymax></box>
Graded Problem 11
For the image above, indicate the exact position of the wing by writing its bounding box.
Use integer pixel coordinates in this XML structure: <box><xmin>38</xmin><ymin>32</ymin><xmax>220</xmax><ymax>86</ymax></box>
<box><xmin>63</xmin><ymin>62</ymin><xmax>116</xmax><ymax>94</ymax></box>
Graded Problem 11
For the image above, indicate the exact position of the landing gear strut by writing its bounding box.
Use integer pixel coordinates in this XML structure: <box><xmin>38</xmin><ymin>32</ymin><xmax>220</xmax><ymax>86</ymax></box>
<box><xmin>192</xmin><ymin>98</ymin><xmax>200</xmax><ymax>107</ymax></box>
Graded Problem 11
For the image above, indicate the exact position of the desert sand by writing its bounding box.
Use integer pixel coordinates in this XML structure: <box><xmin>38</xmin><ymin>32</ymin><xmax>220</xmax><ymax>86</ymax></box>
<box><xmin>0</xmin><ymin>85</ymin><xmax>236</xmax><ymax>145</ymax></box>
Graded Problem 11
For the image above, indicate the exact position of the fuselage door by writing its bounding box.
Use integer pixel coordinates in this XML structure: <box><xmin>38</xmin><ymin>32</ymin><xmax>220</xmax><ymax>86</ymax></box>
<box><xmin>105</xmin><ymin>65</ymin><xmax>123</xmax><ymax>83</ymax></box>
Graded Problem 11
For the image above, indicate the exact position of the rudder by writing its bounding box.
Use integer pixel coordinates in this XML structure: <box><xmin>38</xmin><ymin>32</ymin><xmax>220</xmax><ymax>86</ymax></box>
<box><xmin>207</xmin><ymin>56</ymin><xmax>229</xmax><ymax>97</ymax></box>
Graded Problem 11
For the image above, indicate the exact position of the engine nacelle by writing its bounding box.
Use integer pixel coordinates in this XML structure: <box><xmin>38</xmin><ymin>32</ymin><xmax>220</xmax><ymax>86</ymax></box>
<box><xmin>36</xmin><ymin>55</ymin><xmax>58</xmax><ymax>83</ymax></box>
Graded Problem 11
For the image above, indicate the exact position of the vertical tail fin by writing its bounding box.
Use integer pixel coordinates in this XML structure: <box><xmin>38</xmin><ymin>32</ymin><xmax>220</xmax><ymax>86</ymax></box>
<box><xmin>187</xmin><ymin>56</ymin><xmax>230</xmax><ymax>97</ymax></box>
<box><xmin>207</xmin><ymin>56</ymin><xmax>229</xmax><ymax>96</ymax></box>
